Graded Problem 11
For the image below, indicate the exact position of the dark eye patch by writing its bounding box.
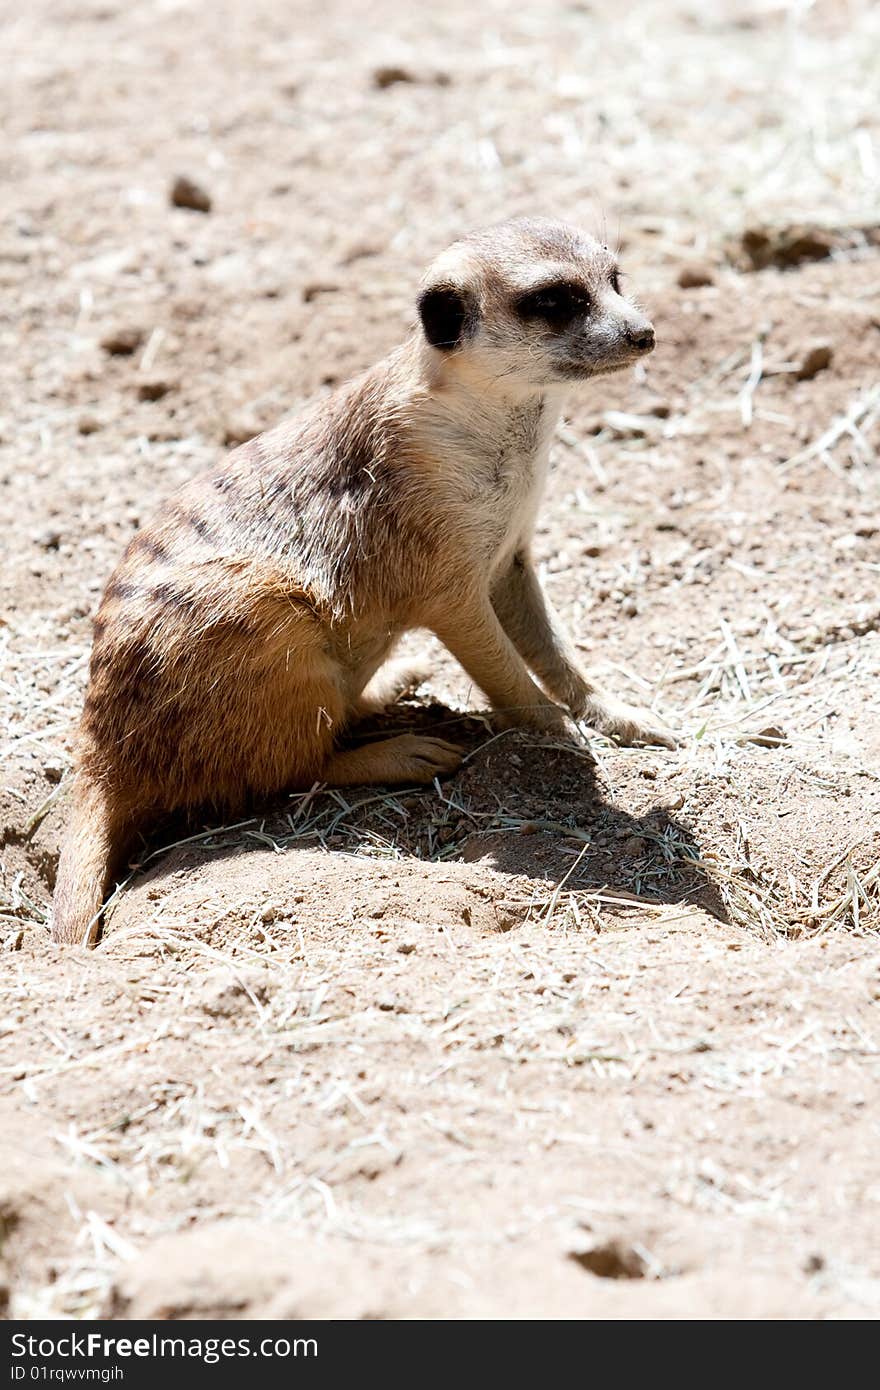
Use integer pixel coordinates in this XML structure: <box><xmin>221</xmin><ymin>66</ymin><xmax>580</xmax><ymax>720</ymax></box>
<box><xmin>515</xmin><ymin>280</ymin><xmax>590</xmax><ymax>326</ymax></box>
<box><xmin>610</xmin><ymin>269</ymin><xmax>623</xmax><ymax>294</ymax></box>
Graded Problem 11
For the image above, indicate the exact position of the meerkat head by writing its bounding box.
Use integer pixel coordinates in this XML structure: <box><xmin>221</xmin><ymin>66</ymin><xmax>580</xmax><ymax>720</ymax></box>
<box><xmin>417</xmin><ymin>218</ymin><xmax>654</xmax><ymax>393</ymax></box>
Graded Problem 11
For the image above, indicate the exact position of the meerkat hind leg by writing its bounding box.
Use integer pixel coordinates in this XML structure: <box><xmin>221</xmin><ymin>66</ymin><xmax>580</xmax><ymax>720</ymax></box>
<box><xmin>323</xmin><ymin>734</ymin><xmax>462</xmax><ymax>786</ymax></box>
<box><xmin>353</xmin><ymin>655</ymin><xmax>433</xmax><ymax>718</ymax></box>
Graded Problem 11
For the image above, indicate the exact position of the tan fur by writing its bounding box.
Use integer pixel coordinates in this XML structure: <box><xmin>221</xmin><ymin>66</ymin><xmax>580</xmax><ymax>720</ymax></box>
<box><xmin>52</xmin><ymin>218</ymin><xmax>675</xmax><ymax>946</ymax></box>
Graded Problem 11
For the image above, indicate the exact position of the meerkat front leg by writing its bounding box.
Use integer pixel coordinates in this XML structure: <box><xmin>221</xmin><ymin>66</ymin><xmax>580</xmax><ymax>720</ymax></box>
<box><xmin>491</xmin><ymin>549</ymin><xmax>678</xmax><ymax>749</ymax></box>
<box><xmin>431</xmin><ymin>596</ymin><xmax>570</xmax><ymax>735</ymax></box>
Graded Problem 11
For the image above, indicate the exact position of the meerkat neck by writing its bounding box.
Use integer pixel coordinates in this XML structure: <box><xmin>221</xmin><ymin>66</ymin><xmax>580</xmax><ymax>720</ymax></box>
<box><xmin>413</xmin><ymin>338</ymin><xmax>566</xmax><ymax>420</ymax></box>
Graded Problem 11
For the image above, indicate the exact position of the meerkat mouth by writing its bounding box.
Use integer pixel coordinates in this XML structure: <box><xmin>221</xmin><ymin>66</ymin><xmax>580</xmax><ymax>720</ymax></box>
<box><xmin>554</xmin><ymin>354</ymin><xmax>641</xmax><ymax>379</ymax></box>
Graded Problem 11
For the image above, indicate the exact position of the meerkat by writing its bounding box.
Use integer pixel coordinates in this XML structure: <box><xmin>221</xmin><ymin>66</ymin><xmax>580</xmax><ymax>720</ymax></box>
<box><xmin>52</xmin><ymin>217</ymin><xmax>676</xmax><ymax>946</ymax></box>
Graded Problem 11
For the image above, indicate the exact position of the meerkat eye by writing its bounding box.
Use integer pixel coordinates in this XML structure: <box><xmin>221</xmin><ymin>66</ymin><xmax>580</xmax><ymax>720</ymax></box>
<box><xmin>610</xmin><ymin>269</ymin><xmax>623</xmax><ymax>294</ymax></box>
<box><xmin>515</xmin><ymin>281</ymin><xmax>590</xmax><ymax>326</ymax></box>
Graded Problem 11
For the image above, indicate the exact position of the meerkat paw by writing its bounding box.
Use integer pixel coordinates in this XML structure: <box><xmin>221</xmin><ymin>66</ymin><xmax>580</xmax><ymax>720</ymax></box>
<box><xmin>324</xmin><ymin>733</ymin><xmax>462</xmax><ymax>786</ymax></box>
<box><xmin>386</xmin><ymin>734</ymin><xmax>464</xmax><ymax>780</ymax></box>
<box><xmin>584</xmin><ymin>698</ymin><xmax>679</xmax><ymax>749</ymax></box>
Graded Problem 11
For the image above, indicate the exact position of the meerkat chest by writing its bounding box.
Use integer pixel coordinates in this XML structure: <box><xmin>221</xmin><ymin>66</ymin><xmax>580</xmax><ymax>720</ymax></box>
<box><xmin>467</xmin><ymin>401</ymin><xmax>556</xmax><ymax>560</ymax></box>
<box><xmin>415</xmin><ymin>390</ymin><xmax>560</xmax><ymax>572</ymax></box>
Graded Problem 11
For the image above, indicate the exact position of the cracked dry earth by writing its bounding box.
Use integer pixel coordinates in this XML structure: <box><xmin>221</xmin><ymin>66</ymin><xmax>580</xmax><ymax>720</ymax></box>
<box><xmin>2</xmin><ymin>0</ymin><xmax>880</xmax><ymax>1319</ymax></box>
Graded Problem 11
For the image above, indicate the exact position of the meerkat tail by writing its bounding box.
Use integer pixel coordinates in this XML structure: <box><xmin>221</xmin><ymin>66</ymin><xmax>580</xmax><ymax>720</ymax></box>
<box><xmin>51</xmin><ymin>777</ymin><xmax>133</xmax><ymax>946</ymax></box>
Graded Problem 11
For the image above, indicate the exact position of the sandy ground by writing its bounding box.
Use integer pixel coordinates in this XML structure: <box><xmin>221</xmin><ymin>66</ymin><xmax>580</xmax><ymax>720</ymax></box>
<box><xmin>2</xmin><ymin>0</ymin><xmax>880</xmax><ymax>1319</ymax></box>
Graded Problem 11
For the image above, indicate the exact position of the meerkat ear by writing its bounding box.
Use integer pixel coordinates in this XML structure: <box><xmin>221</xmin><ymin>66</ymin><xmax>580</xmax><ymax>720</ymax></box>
<box><xmin>417</xmin><ymin>284</ymin><xmax>477</xmax><ymax>351</ymax></box>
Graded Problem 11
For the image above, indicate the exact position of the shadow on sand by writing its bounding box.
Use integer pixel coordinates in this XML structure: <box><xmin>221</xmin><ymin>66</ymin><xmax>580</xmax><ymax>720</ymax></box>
<box><xmin>120</xmin><ymin>699</ymin><xmax>728</xmax><ymax>933</ymax></box>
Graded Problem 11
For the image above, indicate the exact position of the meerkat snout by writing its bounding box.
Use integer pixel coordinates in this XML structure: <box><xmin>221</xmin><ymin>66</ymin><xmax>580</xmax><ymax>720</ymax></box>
<box><xmin>625</xmin><ymin>321</ymin><xmax>655</xmax><ymax>353</ymax></box>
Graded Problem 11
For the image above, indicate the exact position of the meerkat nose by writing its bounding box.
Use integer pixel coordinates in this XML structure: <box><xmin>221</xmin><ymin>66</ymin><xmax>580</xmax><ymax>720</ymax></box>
<box><xmin>626</xmin><ymin>323</ymin><xmax>655</xmax><ymax>353</ymax></box>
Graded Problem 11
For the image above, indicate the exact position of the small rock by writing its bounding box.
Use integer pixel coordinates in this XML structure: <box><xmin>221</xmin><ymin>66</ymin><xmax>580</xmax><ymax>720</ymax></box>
<box><xmin>170</xmin><ymin>175</ymin><xmax>212</xmax><ymax>213</ymax></box>
<box><xmin>137</xmin><ymin>379</ymin><xmax>172</xmax><ymax>402</ymax></box>
<box><xmin>744</xmin><ymin>724</ymin><xmax>787</xmax><ymax>748</ymax></box>
<box><xmin>302</xmin><ymin>282</ymin><xmax>339</xmax><ymax>303</ymax></box>
<box><xmin>372</xmin><ymin>65</ymin><xmax>415</xmax><ymax>88</ymax></box>
<box><xmin>222</xmin><ymin>415</ymin><xmax>260</xmax><ymax>447</ymax></box>
<box><xmin>339</xmin><ymin>240</ymin><xmax>381</xmax><ymax>265</ymax></box>
<box><xmin>677</xmin><ymin>262</ymin><xmax>715</xmax><ymax>289</ymax></box>
<box><xmin>43</xmin><ymin>761</ymin><xmax>65</xmax><ymax>783</ymax></box>
<box><xmin>569</xmin><ymin>1238</ymin><xmax>648</xmax><ymax>1280</ymax></box>
<box><xmin>34</xmin><ymin>528</ymin><xmax>62</xmax><ymax>551</ymax></box>
<box><xmin>795</xmin><ymin>341</ymin><xmax>833</xmax><ymax>381</ymax></box>
<box><xmin>77</xmin><ymin>413</ymin><xmax>102</xmax><ymax>435</ymax></box>
<box><xmin>397</xmin><ymin>942</ymin><xmax>417</xmax><ymax>955</ymax></box>
<box><xmin>739</xmin><ymin>224</ymin><xmax>835</xmax><ymax>271</ymax></box>
<box><xmin>377</xmin><ymin>996</ymin><xmax>398</xmax><ymax>1012</ymax></box>
<box><xmin>622</xmin><ymin>835</ymin><xmax>646</xmax><ymax>858</ymax></box>
<box><xmin>100</xmin><ymin>326</ymin><xmax>144</xmax><ymax>356</ymax></box>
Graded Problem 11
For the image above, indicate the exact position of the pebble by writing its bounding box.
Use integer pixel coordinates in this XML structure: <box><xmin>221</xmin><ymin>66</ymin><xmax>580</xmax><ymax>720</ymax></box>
<box><xmin>302</xmin><ymin>282</ymin><xmax>340</xmax><ymax>303</ymax></box>
<box><xmin>170</xmin><ymin>175</ymin><xmax>212</xmax><ymax>213</ymax></box>
<box><xmin>372</xmin><ymin>65</ymin><xmax>415</xmax><ymax>88</ymax></box>
<box><xmin>372</xmin><ymin>66</ymin><xmax>450</xmax><ymax>89</ymax></box>
<box><xmin>34</xmin><ymin>527</ymin><xmax>62</xmax><ymax>550</ymax></box>
<box><xmin>622</xmin><ymin>835</ymin><xmax>646</xmax><ymax>857</ymax></box>
<box><xmin>744</xmin><ymin>724</ymin><xmax>787</xmax><ymax>748</ymax></box>
<box><xmin>795</xmin><ymin>341</ymin><xmax>833</xmax><ymax>380</ymax></box>
<box><xmin>677</xmin><ymin>262</ymin><xmax>715</xmax><ymax>289</ymax></box>
<box><xmin>223</xmin><ymin>415</ymin><xmax>260</xmax><ymax>447</ymax></box>
<box><xmin>569</xmin><ymin>1238</ymin><xmax>648</xmax><ymax>1280</ymax></box>
<box><xmin>137</xmin><ymin>379</ymin><xmax>172</xmax><ymax>401</ymax></box>
<box><xmin>739</xmin><ymin>223</ymin><xmax>835</xmax><ymax>271</ymax></box>
<box><xmin>100</xmin><ymin>326</ymin><xmax>144</xmax><ymax>356</ymax></box>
